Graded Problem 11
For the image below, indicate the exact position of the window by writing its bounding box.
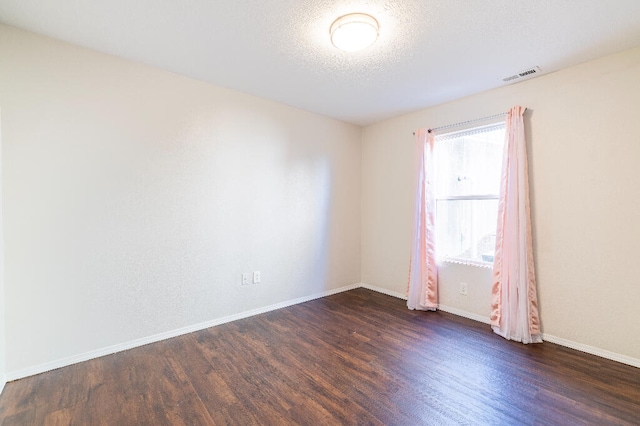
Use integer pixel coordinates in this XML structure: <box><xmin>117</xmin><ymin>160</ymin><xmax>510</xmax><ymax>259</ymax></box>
<box><xmin>434</xmin><ymin>123</ymin><xmax>505</xmax><ymax>266</ymax></box>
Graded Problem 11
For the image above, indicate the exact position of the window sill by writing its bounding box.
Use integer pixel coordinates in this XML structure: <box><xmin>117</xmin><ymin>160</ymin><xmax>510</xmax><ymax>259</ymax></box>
<box><xmin>439</xmin><ymin>258</ymin><xmax>493</xmax><ymax>269</ymax></box>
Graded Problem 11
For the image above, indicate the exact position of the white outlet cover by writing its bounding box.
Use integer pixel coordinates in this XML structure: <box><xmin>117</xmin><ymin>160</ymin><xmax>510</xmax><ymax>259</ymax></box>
<box><xmin>253</xmin><ymin>271</ymin><xmax>261</xmax><ymax>284</ymax></box>
<box><xmin>460</xmin><ymin>282</ymin><xmax>468</xmax><ymax>295</ymax></box>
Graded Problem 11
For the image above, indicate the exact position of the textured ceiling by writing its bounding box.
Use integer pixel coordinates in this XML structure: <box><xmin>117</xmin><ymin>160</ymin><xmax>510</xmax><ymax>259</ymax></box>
<box><xmin>1</xmin><ymin>0</ymin><xmax>640</xmax><ymax>125</ymax></box>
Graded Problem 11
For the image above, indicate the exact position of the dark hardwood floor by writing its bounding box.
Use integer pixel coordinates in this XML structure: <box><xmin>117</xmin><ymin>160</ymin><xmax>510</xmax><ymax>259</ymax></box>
<box><xmin>1</xmin><ymin>288</ymin><xmax>639</xmax><ymax>425</ymax></box>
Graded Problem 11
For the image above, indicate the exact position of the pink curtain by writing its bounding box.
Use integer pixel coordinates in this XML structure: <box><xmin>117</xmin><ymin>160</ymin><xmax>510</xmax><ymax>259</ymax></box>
<box><xmin>490</xmin><ymin>106</ymin><xmax>542</xmax><ymax>343</ymax></box>
<box><xmin>407</xmin><ymin>129</ymin><xmax>438</xmax><ymax>311</ymax></box>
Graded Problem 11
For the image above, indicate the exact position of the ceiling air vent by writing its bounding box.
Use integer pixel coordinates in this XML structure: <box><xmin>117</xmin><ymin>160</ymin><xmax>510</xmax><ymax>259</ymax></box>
<box><xmin>502</xmin><ymin>66</ymin><xmax>541</xmax><ymax>83</ymax></box>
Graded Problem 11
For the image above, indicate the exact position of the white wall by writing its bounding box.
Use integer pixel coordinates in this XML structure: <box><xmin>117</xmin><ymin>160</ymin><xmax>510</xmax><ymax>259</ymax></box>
<box><xmin>362</xmin><ymin>47</ymin><xmax>640</xmax><ymax>362</ymax></box>
<box><xmin>0</xmin><ymin>25</ymin><xmax>361</xmax><ymax>375</ymax></box>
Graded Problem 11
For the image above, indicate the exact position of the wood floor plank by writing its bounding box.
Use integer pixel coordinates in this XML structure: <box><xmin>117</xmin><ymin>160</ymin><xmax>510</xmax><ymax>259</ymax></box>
<box><xmin>1</xmin><ymin>288</ymin><xmax>639</xmax><ymax>425</ymax></box>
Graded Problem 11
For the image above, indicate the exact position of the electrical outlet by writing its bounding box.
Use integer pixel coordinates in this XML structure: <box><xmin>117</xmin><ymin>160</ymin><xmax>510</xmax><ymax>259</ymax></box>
<box><xmin>253</xmin><ymin>271</ymin><xmax>261</xmax><ymax>284</ymax></box>
<box><xmin>241</xmin><ymin>273</ymin><xmax>249</xmax><ymax>286</ymax></box>
<box><xmin>460</xmin><ymin>282</ymin><xmax>468</xmax><ymax>296</ymax></box>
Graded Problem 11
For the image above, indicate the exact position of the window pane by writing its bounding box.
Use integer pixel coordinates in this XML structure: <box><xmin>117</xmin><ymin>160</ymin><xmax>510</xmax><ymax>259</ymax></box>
<box><xmin>436</xmin><ymin>199</ymin><xmax>498</xmax><ymax>263</ymax></box>
<box><xmin>435</xmin><ymin>127</ymin><xmax>505</xmax><ymax>197</ymax></box>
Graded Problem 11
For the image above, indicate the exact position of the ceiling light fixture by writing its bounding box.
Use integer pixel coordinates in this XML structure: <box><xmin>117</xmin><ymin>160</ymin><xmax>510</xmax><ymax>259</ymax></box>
<box><xmin>330</xmin><ymin>13</ymin><xmax>379</xmax><ymax>52</ymax></box>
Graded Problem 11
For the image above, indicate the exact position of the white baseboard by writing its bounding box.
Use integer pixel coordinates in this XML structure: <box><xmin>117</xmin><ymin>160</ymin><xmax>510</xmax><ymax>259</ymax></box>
<box><xmin>360</xmin><ymin>283</ymin><xmax>407</xmax><ymax>300</ymax></box>
<box><xmin>542</xmin><ymin>333</ymin><xmax>640</xmax><ymax>369</ymax></box>
<box><xmin>360</xmin><ymin>282</ymin><xmax>639</xmax><ymax>369</ymax></box>
<box><xmin>361</xmin><ymin>283</ymin><xmax>491</xmax><ymax>324</ymax></box>
<box><xmin>6</xmin><ymin>283</ymin><xmax>361</xmax><ymax>382</ymax></box>
<box><xmin>437</xmin><ymin>304</ymin><xmax>491</xmax><ymax>325</ymax></box>
<box><xmin>7</xmin><ymin>282</ymin><xmax>639</xmax><ymax>381</ymax></box>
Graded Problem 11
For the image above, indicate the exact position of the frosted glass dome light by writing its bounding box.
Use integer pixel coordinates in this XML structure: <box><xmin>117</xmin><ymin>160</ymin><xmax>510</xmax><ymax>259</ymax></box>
<box><xmin>330</xmin><ymin>13</ymin><xmax>379</xmax><ymax>52</ymax></box>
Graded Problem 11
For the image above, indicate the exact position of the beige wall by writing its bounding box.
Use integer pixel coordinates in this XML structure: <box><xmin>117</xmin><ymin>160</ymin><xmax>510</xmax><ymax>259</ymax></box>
<box><xmin>0</xmin><ymin>108</ymin><xmax>5</xmax><ymax>391</ymax></box>
<box><xmin>362</xmin><ymin>47</ymin><xmax>640</xmax><ymax>361</ymax></box>
<box><xmin>0</xmin><ymin>25</ymin><xmax>361</xmax><ymax>375</ymax></box>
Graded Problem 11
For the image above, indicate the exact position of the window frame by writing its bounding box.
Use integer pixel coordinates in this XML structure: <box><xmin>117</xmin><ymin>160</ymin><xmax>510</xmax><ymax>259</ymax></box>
<box><xmin>433</xmin><ymin>122</ymin><xmax>505</xmax><ymax>268</ymax></box>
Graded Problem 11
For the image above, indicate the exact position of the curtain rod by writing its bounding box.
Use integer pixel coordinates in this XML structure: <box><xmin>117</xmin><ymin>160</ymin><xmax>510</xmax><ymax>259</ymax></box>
<box><xmin>412</xmin><ymin>111</ymin><xmax>511</xmax><ymax>135</ymax></box>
